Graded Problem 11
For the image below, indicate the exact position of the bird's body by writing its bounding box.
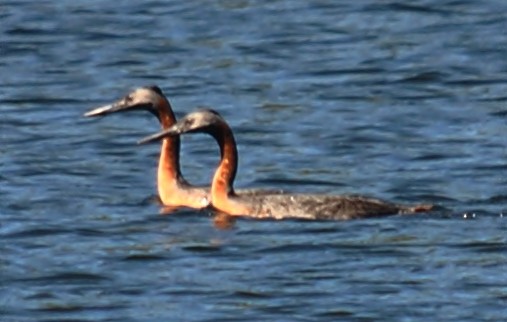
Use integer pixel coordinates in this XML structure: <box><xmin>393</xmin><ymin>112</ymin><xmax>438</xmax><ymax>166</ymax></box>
<box><xmin>139</xmin><ymin>109</ymin><xmax>433</xmax><ymax>220</ymax></box>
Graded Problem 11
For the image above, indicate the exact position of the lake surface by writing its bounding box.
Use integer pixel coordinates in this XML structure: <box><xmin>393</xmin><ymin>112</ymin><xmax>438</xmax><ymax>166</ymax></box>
<box><xmin>1</xmin><ymin>0</ymin><xmax>506</xmax><ymax>321</ymax></box>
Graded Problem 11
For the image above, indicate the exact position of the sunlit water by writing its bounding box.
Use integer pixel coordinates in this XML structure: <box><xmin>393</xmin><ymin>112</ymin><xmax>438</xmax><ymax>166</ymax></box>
<box><xmin>1</xmin><ymin>1</ymin><xmax>506</xmax><ymax>321</ymax></box>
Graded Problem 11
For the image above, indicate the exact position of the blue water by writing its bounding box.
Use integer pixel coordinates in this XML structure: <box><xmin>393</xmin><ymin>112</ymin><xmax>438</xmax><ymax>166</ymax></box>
<box><xmin>1</xmin><ymin>1</ymin><xmax>507</xmax><ymax>321</ymax></box>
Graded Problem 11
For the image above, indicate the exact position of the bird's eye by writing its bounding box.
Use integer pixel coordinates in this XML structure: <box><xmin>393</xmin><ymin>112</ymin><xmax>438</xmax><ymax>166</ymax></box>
<box><xmin>125</xmin><ymin>95</ymin><xmax>133</xmax><ymax>103</ymax></box>
<box><xmin>185</xmin><ymin>118</ymin><xmax>194</xmax><ymax>127</ymax></box>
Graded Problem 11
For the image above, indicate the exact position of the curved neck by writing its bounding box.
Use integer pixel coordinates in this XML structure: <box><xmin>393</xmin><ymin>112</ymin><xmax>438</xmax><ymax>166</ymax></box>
<box><xmin>157</xmin><ymin>98</ymin><xmax>183</xmax><ymax>183</ymax></box>
<box><xmin>209</xmin><ymin>122</ymin><xmax>252</xmax><ymax>215</ymax></box>
<box><xmin>156</xmin><ymin>100</ymin><xmax>210</xmax><ymax>208</ymax></box>
<box><xmin>211</xmin><ymin>123</ymin><xmax>238</xmax><ymax>196</ymax></box>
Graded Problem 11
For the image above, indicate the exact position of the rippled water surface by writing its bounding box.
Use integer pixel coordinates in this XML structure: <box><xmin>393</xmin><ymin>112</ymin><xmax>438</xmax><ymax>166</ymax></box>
<box><xmin>2</xmin><ymin>1</ymin><xmax>507</xmax><ymax>321</ymax></box>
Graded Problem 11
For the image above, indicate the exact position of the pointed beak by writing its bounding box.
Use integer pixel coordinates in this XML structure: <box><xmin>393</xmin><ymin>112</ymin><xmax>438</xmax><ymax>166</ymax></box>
<box><xmin>84</xmin><ymin>102</ymin><xmax>124</xmax><ymax>117</ymax></box>
<box><xmin>138</xmin><ymin>126</ymin><xmax>181</xmax><ymax>145</ymax></box>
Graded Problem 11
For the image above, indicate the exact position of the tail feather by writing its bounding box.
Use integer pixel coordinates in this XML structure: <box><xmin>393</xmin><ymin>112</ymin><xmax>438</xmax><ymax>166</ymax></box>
<box><xmin>400</xmin><ymin>204</ymin><xmax>434</xmax><ymax>214</ymax></box>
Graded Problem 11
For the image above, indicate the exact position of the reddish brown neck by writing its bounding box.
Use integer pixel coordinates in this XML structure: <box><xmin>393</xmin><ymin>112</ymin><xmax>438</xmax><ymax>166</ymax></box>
<box><xmin>211</xmin><ymin>123</ymin><xmax>238</xmax><ymax>196</ymax></box>
<box><xmin>157</xmin><ymin>99</ymin><xmax>182</xmax><ymax>182</ymax></box>
<box><xmin>210</xmin><ymin>123</ymin><xmax>251</xmax><ymax>215</ymax></box>
<box><xmin>150</xmin><ymin>98</ymin><xmax>209</xmax><ymax>208</ymax></box>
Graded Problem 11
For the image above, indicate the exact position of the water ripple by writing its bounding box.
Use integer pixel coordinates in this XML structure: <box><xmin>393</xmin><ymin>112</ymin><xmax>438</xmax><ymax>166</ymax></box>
<box><xmin>2</xmin><ymin>0</ymin><xmax>507</xmax><ymax>321</ymax></box>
